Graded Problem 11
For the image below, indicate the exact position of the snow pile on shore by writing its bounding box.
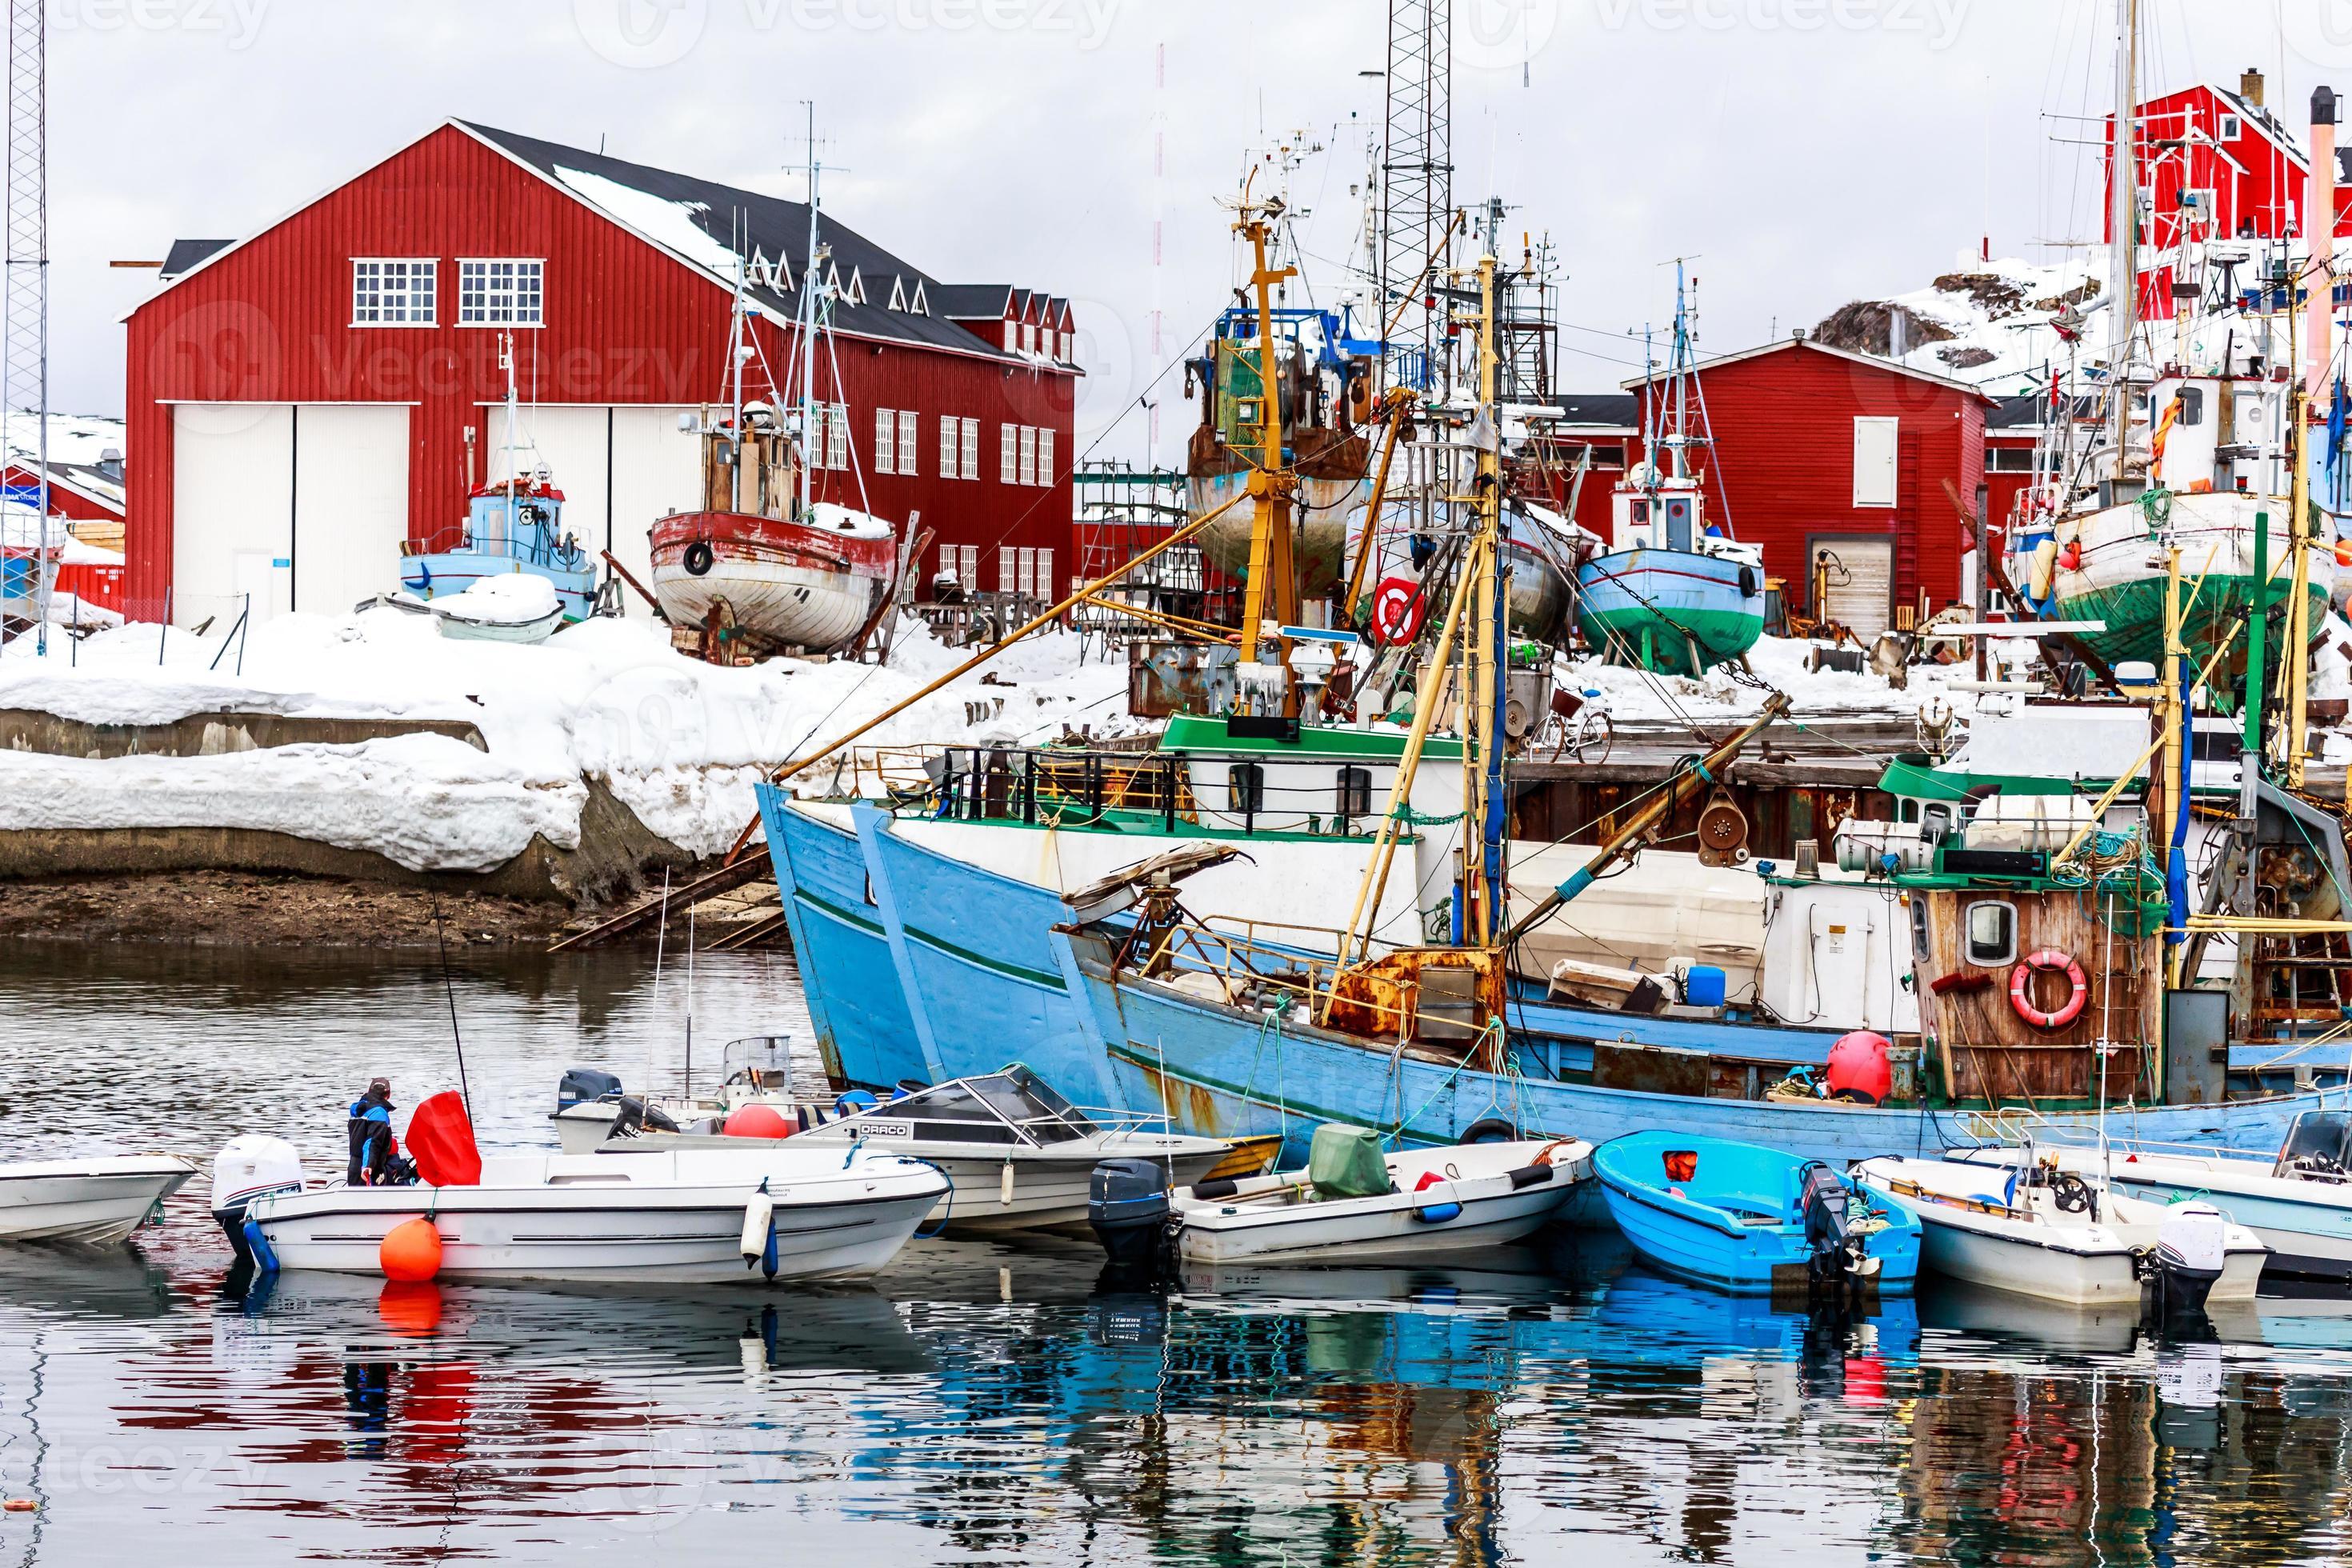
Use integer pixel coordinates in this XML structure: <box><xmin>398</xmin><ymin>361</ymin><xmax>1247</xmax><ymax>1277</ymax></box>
<box><xmin>0</xmin><ymin>597</ymin><xmax>1957</xmax><ymax>873</ymax></box>
<box><xmin>0</xmin><ymin>605</ymin><xmax>1138</xmax><ymax>867</ymax></box>
<box><xmin>1816</xmin><ymin>252</ymin><xmax>2106</xmax><ymax>399</ymax></box>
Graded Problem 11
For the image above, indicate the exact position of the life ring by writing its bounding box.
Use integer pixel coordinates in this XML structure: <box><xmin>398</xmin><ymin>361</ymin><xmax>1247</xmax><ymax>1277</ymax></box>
<box><xmin>1370</xmin><ymin>576</ymin><xmax>1428</xmax><ymax>646</ymax></box>
<box><xmin>682</xmin><ymin>541</ymin><xmax>716</xmax><ymax>577</ymax></box>
<box><xmin>2009</xmin><ymin>949</ymin><xmax>2088</xmax><ymax>1031</ymax></box>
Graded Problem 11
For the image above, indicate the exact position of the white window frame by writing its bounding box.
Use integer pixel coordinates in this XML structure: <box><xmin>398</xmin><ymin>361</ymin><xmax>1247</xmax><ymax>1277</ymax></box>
<box><xmin>1036</xmin><ymin>426</ymin><xmax>1054</xmax><ymax>484</ymax></box>
<box><xmin>351</xmin><ymin>258</ymin><xmax>437</xmax><ymax>327</ymax></box>
<box><xmin>998</xmin><ymin>546</ymin><xmax>1017</xmax><ymax>593</ymax></box>
<box><xmin>1038</xmin><ymin>547</ymin><xmax>1054</xmax><ymax>601</ymax></box>
<box><xmin>1018</xmin><ymin>426</ymin><xmax>1038</xmax><ymax>486</ymax></box>
<box><xmin>456</xmin><ymin>258</ymin><xmax>546</xmax><ymax>327</ymax></box>
<box><xmin>896</xmin><ymin>410</ymin><xmax>920</xmax><ymax>476</ymax></box>
<box><xmin>960</xmin><ymin>417</ymin><xmax>980</xmax><ymax>481</ymax></box>
<box><xmin>958</xmin><ymin>544</ymin><xmax>978</xmax><ymax>589</ymax></box>
<box><xmin>939</xmin><ymin>414</ymin><xmax>960</xmax><ymax>478</ymax></box>
<box><xmin>1022</xmin><ymin>322</ymin><xmax>1038</xmax><ymax>356</ymax></box>
<box><xmin>826</xmin><ymin>402</ymin><xmax>850</xmax><ymax>470</ymax></box>
<box><xmin>1016</xmin><ymin>546</ymin><xmax>1037</xmax><ymax>598</ymax></box>
<box><xmin>1003</xmin><ymin>321</ymin><xmax>1019</xmax><ymax>354</ymax></box>
<box><xmin>874</xmin><ymin>407</ymin><xmax>896</xmax><ymax>474</ymax></box>
<box><xmin>2218</xmin><ymin>113</ymin><xmax>2242</xmax><ymax>142</ymax></box>
<box><xmin>1852</xmin><ymin>417</ymin><xmax>1900</xmax><ymax>509</ymax></box>
<box><xmin>999</xmin><ymin>423</ymin><xmax>1018</xmax><ymax>484</ymax></box>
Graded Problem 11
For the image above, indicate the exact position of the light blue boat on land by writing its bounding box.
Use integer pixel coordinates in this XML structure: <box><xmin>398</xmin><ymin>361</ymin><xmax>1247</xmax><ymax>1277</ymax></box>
<box><xmin>757</xmin><ymin>784</ymin><xmax>2339</xmax><ymax>1168</ymax></box>
<box><xmin>1591</xmin><ymin>1130</ymin><xmax>1921</xmax><ymax>1295</ymax></box>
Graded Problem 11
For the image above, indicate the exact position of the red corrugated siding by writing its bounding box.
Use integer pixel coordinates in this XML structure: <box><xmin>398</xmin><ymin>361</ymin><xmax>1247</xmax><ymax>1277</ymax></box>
<box><xmin>1626</xmin><ymin>343</ymin><xmax>1986</xmax><ymax>614</ymax></box>
<box><xmin>125</xmin><ymin>122</ymin><xmax>1075</xmax><ymax>617</ymax></box>
<box><xmin>0</xmin><ymin>464</ymin><xmax>118</xmax><ymax>522</ymax></box>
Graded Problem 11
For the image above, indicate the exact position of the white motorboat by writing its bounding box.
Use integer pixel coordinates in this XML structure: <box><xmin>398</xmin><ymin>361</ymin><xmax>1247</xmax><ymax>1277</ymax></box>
<box><xmin>426</xmin><ymin>574</ymin><xmax>568</xmax><ymax>644</ymax></box>
<box><xmin>0</xmin><ymin>1155</ymin><xmax>197</xmax><ymax>1246</ymax></box>
<box><xmin>560</xmin><ymin>1057</ymin><xmax>1246</xmax><ymax>1232</ymax></box>
<box><xmin>213</xmin><ymin>1135</ymin><xmax>946</xmax><ymax>1286</ymax></box>
<box><xmin>1967</xmin><ymin>1112</ymin><xmax>2352</xmax><ymax>1285</ymax></box>
<box><xmin>1168</xmin><ymin>1126</ymin><xmax>1589</xmax><ymax>1266</ymax></box>
<box><xmin>1854</xmin><ymin>1154</ymin><xmax>2266</xmax><ymax>1310</ymax></box>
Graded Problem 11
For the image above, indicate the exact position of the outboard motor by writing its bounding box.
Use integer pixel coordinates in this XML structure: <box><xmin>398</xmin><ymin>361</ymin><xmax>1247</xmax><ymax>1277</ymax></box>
<box><xmin>210</xmin><ymin>1136</ymin><xmax>306</xmax><ymax>1259</ymax></box>
<box><xmin>1798</xmin><ymin>1162</ymin><xmax>1877</xmax><ymax>1298</ymax></box>
<box><xmin>557</xmin><ymin>1066</ymin><xmax>624</xmax><ymax>1112</ymax></box>
<box><xmin>610</xmin><ymin>1097</ymin><xmax>682</xmax><ymax>1140</ymax></box>
<box><xmin>1089</xmin><ymin>1158</ymin><xmax>1173</xmax><ymax>1273</ymax></box>
<box><xmin>2149</xmin><ymin>1202</ymin><xmax>2230</xmax><ymax>1325</ymax></box>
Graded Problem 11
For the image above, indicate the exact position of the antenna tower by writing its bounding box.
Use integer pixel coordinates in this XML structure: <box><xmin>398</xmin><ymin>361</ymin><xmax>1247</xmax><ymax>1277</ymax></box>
<box><xmin>2</xmin><ymin>0</ymin><xmax>43</xmax><ymax>654</ymax></box>
<box><xmin>1378</xmin><ymin>0</ymin><xmax>1450</xmax><ymax>390</ymax></box>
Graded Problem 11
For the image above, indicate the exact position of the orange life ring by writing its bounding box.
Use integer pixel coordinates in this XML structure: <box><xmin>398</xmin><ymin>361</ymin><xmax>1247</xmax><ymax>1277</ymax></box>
<box><xmin>2009</xmin><ymin>949</ymin><xmax>2088</xmax><ymax>1031</ymax></box>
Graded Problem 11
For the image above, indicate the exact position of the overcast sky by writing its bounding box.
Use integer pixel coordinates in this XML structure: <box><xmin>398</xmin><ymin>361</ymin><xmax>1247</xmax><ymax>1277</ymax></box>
<box><xmin>47</xmin><ymin>0</ymin><xmax>2346</xmax><ymax>461</ymax></box>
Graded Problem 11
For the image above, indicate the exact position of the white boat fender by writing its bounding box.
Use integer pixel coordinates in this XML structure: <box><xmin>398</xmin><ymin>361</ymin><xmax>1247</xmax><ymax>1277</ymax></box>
<box><xmin>741</xmin><ymin>1184</ymin><xmax>778</xmax><ymax>1279</ymax></box>
<box><xmin>1000</xmin><ymin>1161</ymin><xmax>1015</xmax><ymax>1206</ymax></box>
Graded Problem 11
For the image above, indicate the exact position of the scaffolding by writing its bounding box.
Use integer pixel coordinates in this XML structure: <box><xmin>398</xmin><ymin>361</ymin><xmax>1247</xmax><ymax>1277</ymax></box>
<box><xmin>0</xmin><ymin>0</ymin><xmax>44</xmax><ymax>654</ymax></box>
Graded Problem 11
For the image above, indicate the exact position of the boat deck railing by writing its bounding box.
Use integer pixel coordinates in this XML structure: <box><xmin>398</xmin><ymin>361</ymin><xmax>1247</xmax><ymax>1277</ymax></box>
<box><xmin>1114</xmin><ymin>918</ymin><xmax>1429</xmax><ymax>1042</ymax></box>
<box><xmin>830</xmin><ymin>743</ymin><xmax>1395</xmax><ymax>841</ymax></box>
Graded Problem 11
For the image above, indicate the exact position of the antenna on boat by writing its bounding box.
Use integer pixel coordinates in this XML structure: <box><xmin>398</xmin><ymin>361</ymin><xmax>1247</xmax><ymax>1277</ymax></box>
<box><xmin>685</xmin><ymin>899</ymin><xmax>697</xmax><ymax>1098</ymax></box>
<box><xmin>428</xmin><ymin>897</ymin><xmax>474</xmax><ymax>1117</ymax></box>
<box><xmin>794</xmin><ymin>100</ymin><xmax>825</xmax><ymax>520</ymax></box>
<box><xmin>647</xmin><ymin>866</ymin><xmax>671</xmax><ymax>1100</ymax></box>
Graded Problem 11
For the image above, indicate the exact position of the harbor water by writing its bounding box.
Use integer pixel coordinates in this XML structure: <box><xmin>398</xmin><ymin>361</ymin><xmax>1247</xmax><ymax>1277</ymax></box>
<box><xmin>2</xmin><ymin>944</ymin><xmax>2351</xmax><ymax>1564</ymax></box>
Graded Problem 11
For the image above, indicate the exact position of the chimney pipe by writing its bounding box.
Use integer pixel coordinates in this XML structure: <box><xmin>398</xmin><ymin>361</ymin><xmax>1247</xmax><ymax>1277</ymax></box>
<box><xmin>2311</xmin><ymin>87</ymin><xmax>2338</xmax><ymax>406</ymax></box>
<box><xmin>2242</xmin><ymin>69</ymin><xmax>2266</xmax><ymax>109</ymax></box>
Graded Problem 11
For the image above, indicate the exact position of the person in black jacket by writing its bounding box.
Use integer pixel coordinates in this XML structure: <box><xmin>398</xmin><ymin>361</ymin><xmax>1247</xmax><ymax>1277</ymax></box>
<box><xmin>346</xmin><ymin>1078</ymin><xmax>396</xmax><ymax>1186</ymax></box>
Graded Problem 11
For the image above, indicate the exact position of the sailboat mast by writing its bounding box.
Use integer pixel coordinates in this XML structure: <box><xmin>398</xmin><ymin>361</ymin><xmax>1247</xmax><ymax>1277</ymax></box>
<box><xmin>502</xmin><ymin>330</ymin><xmax>519</xmax><ymax>512</ymax></box>
<box><xmin>2107</xmin><ymin>0</ymin><xmax>2138</xmax><ymax>482</ymax></box>
<box><xmin>1466</xmin><ymin>246</ymin><xmax>1507</xmax><ymax>945</ymax></box>
<box><xmin>797</xmin><ymin>103</ymin><xmax>822</xmax><ymax>518</ymax></box>
<box><xmin>730</xmin><ymin>218</ymin><xmax>747</xmax><ymax>514</ymax></box>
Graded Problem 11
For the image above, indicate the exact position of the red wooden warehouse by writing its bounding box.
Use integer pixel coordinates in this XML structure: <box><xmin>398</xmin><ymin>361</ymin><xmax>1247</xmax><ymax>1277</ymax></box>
<box><xmin>122</xmin><ymin>120</ymin><xmax>1078</xmax><ymax>626</ymax></box>
<box><xmin>1614</xmin><ymin>336</ymin><xmax>1994</xmax><ymax>638</ymax></box>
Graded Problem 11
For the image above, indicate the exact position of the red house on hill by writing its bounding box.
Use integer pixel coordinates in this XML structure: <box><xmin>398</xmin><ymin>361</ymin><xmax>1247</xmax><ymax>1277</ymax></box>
<box><xmin>122</xmin><ymin>120</ymin><xmax>1078</xmax><ymax>626</ymax></box>
<box><xmin>2106</xmin><ymin>70</ymin><xmax>2325</xmax><ymax>254</ymax></box>
<box><xmin>1610</xmin><ymin>336</ymin><xmax>1994</xmax><ymax>638</ymax></box>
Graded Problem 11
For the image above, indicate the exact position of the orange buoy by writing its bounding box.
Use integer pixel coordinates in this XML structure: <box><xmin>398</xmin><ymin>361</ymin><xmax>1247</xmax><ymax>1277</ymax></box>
<box><xmin>722</xmin><ymin>1103</ymin><xmax>794</xmax><ymax>1140</ymax></box>
<box><xmin>380</xmin><ymin>1216</ymin><xmax>444</xmax><ymax>1282</ymax></box>
<box><xmin>3</xmin><ymin>1500</ymin><xmax>35</xmax><ymax>1513</ymax></box>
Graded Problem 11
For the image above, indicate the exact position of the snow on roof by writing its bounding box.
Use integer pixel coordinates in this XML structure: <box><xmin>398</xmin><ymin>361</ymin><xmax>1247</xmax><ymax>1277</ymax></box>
<box><xmin>1621</xmin><ymin>333</ymin><xmax>1998</xmax><ymax>402</ymax></box>
<box><xmin>461</xmin><ymin>122</ymin><xmax>1057</xmax><ymax>366</ymax></box>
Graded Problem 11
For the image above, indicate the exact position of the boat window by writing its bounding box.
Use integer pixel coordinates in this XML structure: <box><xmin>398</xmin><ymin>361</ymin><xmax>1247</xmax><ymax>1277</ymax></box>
<box><xmin>2177</xmin><ymin>386</ymin><xmax>2205</xmax><ymax>426</ymax></box>
<box><xmin>1910</xmin><ymin>894</ymin><xmax>1930</xmax><ymax>961</ymax></box>
<box><xmin>1335</xmin><ymin>766</ymin><xmax>1373</xmax><ymax>820</ymax></box>
<box><xmin>1000</xmin><ymin>1065</ymin><xmax>1094</xmax><ymax>1130</ymax></box>
<box><xmin>1921</xmin><ymin>802</ymin><xmax>1958</xmax><ymax>842</ymax></box>
<box><xmin>1228</xmin><ymin>763</ymin><xmax>1264</xmax><ymax>818</ymax></box>
<box><xmin>2279</xmin><ymin>1112</ymin><xmax>2352</xmax><ymax>1171</ymax></box>
<box><xmin>1964</xmin><ymin>899</ymin><xmax>2016</xmax><ymax>966</ymax></box>
<box><xmin>1897</xmin><ymin>798</ymin><xmax>1919</xmax><ymax>823</ymax></box>
<box><xmin>970</xmin><ymin>1070</ymin><xmax>1096</xmax><ymax>1143</ymax></box>
<box><xmin>890</xmin><ymin>1082</ymin><xmax>1006</xmax><ymax>1124</ymax></box>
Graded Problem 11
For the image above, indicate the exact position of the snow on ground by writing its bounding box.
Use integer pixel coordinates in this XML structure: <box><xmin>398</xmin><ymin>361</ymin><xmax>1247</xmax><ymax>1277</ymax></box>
<box><xmin>0</xmin><ymin>586</ymin><xmax>1962</xmax><ymax>872</ymax></box>
<box><xmin>0</xmin><ymin>605</ymin><xmax>1136</xmax><ymax>868</ymax></box>
<box><xmin>1555</xmin><ymin>631</ymin><xmax>1985</xmax><ymax>729</ymax></box>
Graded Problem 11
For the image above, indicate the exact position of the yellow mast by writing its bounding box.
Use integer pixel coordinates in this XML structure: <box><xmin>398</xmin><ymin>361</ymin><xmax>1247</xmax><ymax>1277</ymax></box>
<box><xmin>1462</xmin><ymin>250</ymin><xmax>1503</xmax><ymax>942</ymax></box>
<box><xmin>1234</xmin><ymin>204</ymin><xmax>1300</xmax><ymax>708</ymax></box>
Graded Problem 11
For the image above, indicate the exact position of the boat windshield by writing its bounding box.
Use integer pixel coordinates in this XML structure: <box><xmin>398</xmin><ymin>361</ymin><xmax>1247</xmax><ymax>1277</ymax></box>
<box><xmin>2277</xmin><ymin>1112</ymin><xmax>2352</xmax><ymax>1177</ymax></box>
<box><xmin>969</xmin><ymin>1070</ymin><xmax>1097</xmax><ymax>1145</ymax></box>
<box><xmin>883</xmin><ymin>1082</ymin><xmax>1018</xmax><ymax>1145</ymax></box>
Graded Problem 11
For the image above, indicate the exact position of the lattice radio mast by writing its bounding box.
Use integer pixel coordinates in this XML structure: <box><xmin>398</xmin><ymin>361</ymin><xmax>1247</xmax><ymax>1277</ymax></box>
<box><xmin>3</xmin><ymin>0</ymin><xmax>46</xmax><ymax>654</ymax></box>
<box><xmin>1377</xmin><ymin>0</ymin><xmax>1450</xmax><ymax>390</ymax></box>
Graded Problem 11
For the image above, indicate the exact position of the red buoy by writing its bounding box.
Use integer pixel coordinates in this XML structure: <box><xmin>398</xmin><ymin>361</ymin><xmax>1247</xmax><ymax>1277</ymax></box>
<box><xmin>379</xmin><ymin>1217</ymin><xmax>444</xmax><ymax>1283</ymax></box>
<box><xmin>722</xmin><ymin>1103</ymin><xmax>794</xmax><ymax>1140</ymax></box>
<box><xmin>1825</xmin><ymin>1032</ymin><xmax>1894</xmax><ymax>1105</ymax></box>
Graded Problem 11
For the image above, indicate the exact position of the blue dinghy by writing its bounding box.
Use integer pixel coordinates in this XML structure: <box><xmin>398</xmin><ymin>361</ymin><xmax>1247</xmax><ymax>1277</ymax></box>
<box><xmin>1592</xmin><ymin>1130</ymin><xmax>1920</xmax><ymax>1297</ymax></box>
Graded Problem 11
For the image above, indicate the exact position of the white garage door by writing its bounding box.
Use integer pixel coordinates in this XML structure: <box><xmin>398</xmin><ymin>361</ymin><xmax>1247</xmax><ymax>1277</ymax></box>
<box><xmin>174</xmin><ymin>404</ymin><xmax>291</xmax><ymax>627</ymax></box>
<box><xmin>1818</xmin><ymin>537</ymin><xmax>1894</xmax><ymax>640</ymax></box>
<box><xmin>293</xmin><ymin>406</ymin><xmax>410</xmax><ymax>618</ymax></box>
<box><xmin>485</xmin><ymin>404</ymin><xmax>702</xmax><ymax>605</ymax></box>
<box><xmin>174</xmin><ymin>404</ymin><xmax>410</xmax><ymax>626</ymax></box>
